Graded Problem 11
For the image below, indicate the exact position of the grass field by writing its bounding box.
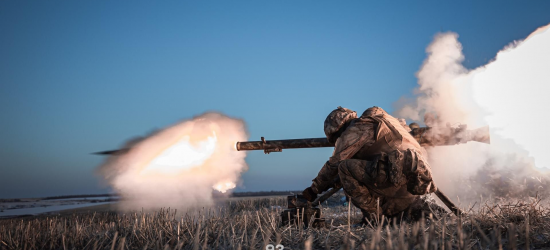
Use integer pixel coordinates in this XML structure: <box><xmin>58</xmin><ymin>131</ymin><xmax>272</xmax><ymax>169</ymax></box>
<box><xmin>1</xmin><ymin>192</ymin><xmax>550</xmax><ymax>250</ymax></box>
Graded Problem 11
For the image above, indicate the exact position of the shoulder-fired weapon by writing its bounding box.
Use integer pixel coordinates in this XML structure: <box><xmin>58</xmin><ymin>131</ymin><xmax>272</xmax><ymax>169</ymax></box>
<box><xmin>93</xmin><ymin>125</ymin><xmax>489</xmax><ymax>219</ymax></box>
<box><xmin>235</xmin><ymin>125</ymin><xmax>490</xmax><ymax>154</ymax></box>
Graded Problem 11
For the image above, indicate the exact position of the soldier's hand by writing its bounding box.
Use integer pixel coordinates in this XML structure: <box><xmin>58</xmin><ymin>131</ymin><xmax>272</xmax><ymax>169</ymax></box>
<box><xmin>302</xmin><ymin>187</ymin><xmax>317</xmax><ymax>202</ymax></box>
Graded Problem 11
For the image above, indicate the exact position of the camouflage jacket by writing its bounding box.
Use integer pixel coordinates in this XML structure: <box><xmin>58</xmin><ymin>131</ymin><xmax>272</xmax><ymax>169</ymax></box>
<box><xmin>311</xmin><ymin>113</ymin><xmax>436</xmax><ymax>195</ymax></box>
<box><xmin>311</xmin><ymin>119</ymin><xmax>376</xmax><ymax>194</ymax></box>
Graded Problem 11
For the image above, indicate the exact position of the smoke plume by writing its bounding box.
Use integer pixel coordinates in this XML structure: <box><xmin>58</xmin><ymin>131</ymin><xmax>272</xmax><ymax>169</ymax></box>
<box><xmin>97</xmin><ymin>113</ymin><xmax>248</xmax><ymax>210</ymax></box>
<box><xmin>396</xmin><ymin>24</ymin><xmax>550</xmax><ymax>202</ymax></box>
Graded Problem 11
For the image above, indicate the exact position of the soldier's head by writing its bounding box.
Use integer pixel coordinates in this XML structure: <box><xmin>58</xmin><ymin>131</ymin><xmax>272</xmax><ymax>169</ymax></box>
<box><xmin>409</xmin><ymin>122</ymin><xmax>420</xmax><ymax>130</ymax></box>
<box><xmin>361</xmin><ymin>106</ymin><xmax>387</xmax><ymax>117</ymax></box>
<box><xmin>324</xmin><ymin>106</ymin><xmax>357</xmax><ymax>143</ymax></box>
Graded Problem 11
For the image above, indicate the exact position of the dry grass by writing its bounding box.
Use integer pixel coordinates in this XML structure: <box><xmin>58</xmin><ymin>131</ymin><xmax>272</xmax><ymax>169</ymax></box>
<box><xmin>1</xmin><ymin>194</ymin><xmax>550</xmax><ymax>250</ymax></box>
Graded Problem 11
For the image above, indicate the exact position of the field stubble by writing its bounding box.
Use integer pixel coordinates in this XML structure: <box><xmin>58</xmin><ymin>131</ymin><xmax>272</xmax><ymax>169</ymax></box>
<box><xmin>1</xmin><ymin>193</ymin><xmax>550</xmax><ymax>250</ymax></box>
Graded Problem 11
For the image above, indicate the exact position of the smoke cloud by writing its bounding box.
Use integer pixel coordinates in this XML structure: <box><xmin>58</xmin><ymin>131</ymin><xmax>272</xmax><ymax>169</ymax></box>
<box><xmin>396</xmin><ymin>24</ymin><xmax>550</xmax><ymax>202</ymax></box>
<box><xmin>97</xmin><ymin>113</ymin><xmax>248</xmax><ymax>210</ymax></box>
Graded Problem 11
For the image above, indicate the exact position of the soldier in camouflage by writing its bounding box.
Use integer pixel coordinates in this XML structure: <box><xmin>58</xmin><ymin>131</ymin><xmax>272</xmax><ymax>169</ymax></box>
<box><xmin>302</xmin><ymin>106</ymin><xmax>437</xmax><ymax>222</ymax></box>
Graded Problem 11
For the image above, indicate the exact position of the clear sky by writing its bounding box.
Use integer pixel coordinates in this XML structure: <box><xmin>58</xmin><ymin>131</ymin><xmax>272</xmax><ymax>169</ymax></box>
<box><xmin>1</xmin><ymin>1</ymin><xmax>549</xmax><ymax>198</ymax></box>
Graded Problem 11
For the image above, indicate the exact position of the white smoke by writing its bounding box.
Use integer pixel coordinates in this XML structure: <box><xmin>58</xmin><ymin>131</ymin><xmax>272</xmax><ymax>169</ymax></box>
<box><xmin>97</xmin><ymin>113</ymin><xmax>248</xmax><ymax>210</ymax></box>
<box><xmin>396</xmin><ymin>23</ymin><xmax>550</xmax><ymax>201</ymax></box>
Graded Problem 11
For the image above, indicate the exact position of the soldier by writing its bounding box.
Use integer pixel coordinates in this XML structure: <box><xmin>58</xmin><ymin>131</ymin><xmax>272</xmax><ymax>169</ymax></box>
<box><xmin>302</xmin><ymin>106</ymin><xmax>437</xmax><ymax>223</ymax></box>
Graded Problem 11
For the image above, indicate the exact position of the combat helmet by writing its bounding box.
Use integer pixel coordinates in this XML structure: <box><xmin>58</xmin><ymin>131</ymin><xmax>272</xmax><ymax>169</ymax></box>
<box><xmin>361</xmin><ymin>106</ymin><xmax>387</xmax><ymax>117</ymax></box>
<box><xmin>324</xmin><ymin>107</ymin><xmax>357</xmax><ymax>143</ymax></box>
<box><xmin>409</xmin><ymin>122</ymin><xmax>420</xmax><ymax>130</ymax></box>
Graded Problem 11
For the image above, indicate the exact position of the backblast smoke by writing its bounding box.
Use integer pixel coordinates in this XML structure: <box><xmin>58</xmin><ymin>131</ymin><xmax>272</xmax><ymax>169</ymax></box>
<box><xmin>396</xmin><ymin>23</ymin><xmax>550</xmax><ymax>202</ymax></box>
<box><xmin>97</xmin><ymin>113</ymin><xmax>248</xmax><ymax>210</ymax></box>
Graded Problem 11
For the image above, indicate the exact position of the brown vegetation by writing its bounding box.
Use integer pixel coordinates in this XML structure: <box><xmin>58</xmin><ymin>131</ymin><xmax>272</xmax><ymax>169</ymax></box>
<box><xmin>1</xmin><ymin>193</ymin><xmax>549</xmax><ymax>249</ymax></box>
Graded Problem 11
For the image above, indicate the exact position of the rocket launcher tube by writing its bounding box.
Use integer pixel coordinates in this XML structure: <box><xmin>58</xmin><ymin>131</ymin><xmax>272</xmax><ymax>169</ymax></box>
<box><xmin>93</xmin><ymin>126</ymin><xmax>490</xmax><ymax>155</ymax></box>
<box><xmin>236</xmin><ymin>126</ymin><xmax>490</xmax><ymax>153</ymax></box>
<box><xmin>235</xmin><ymin>137</ymin><xmax>333</xmax><ymax>154</ymax></box>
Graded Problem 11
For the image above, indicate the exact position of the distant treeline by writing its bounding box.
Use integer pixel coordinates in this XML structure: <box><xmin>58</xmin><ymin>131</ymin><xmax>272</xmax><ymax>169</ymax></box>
<box><xmin>44</xmin><ymin>191</ymin><xmax>300</xmax><ymax>199</ymax></box>
<box><xmin>43</xmin><ymin>194</ymin><xmax>117</xmax><ymax>200</ymax></box>
<box><xmin>1</xmin><ymin>191</ymin><xmax>301</xmax><ymax>202</ymax></box>
<box><xmin>230</xmin><ymin>190</ymin><xmax>301</xmax><ymax>197</ymax></box>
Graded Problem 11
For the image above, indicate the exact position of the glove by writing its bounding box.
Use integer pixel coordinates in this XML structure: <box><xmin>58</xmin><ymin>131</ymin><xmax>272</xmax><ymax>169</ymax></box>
<box><xmin>302</xmin><ymin>187</ymin><xmax>317</xmax><ymax>202</ymax></box>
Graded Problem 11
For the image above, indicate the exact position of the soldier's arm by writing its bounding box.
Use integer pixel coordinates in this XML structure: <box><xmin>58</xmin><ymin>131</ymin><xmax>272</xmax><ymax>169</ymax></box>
<box><xmin>310</xmin><ymin>121</ymin><xmax>376</xmax><ymax>194</ymax></box>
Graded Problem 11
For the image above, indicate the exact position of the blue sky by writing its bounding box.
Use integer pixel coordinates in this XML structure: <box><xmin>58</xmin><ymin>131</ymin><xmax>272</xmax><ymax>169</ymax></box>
<box><xmin>1</xmin><ymin>1</ymin><xmax>549</xmax><ymax>198</ymax></box>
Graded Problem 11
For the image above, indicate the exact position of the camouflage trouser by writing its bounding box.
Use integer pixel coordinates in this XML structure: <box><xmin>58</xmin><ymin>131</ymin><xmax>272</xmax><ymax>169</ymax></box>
<box><xmin>338</xmin><ymin>159</ymin><xmax>417</xmax><ymax>218</ymax></box>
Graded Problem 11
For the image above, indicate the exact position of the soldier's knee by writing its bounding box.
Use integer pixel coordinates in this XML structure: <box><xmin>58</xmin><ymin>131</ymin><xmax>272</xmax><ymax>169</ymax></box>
<box><xmin>338</xmin><ymin>159</ymin><xmax>360</xmax><ymax>176</ymax></box>
<box><xmin>337</xmin><ymin>160</ymin><xmax>349</xmax><ymax>175</ymax></box>
<box><xmin>338</xmin><ymin>159</ymin><xmax>367</xmax><ymax>180</ymax></box>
